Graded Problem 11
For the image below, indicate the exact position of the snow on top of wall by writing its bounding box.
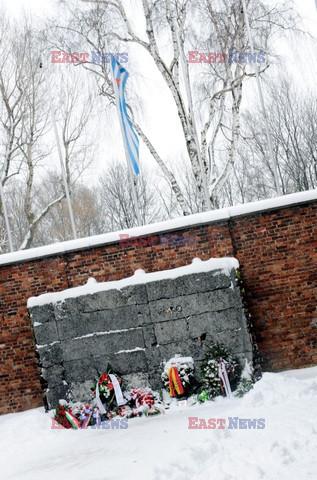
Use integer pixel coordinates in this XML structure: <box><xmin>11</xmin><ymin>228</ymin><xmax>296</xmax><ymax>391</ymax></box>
<box><xmin>1</xmin><ymin>188</ymin><xmax>317</xmax><ymax>267</ymax></box>
<box><xmin>27</xmin><ymin>257</ymin><xmax>238</xmax><ymax>308</ymax></box>
<box><xmin>163</xmin><ymin>355</ymin><xmax>195</xmax><ymax>373</ymax></box>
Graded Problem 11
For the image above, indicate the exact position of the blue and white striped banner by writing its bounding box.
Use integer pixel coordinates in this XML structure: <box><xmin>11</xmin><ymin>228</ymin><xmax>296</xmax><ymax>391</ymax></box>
<box><xmin>111</xmin><ymin>57</ymin><xmax>140</xmax><ymax>175</ymax></box>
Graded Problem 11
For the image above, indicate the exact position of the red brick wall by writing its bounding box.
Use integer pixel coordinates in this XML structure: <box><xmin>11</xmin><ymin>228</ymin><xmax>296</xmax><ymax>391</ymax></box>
<box><xmin>0</xmin><ymin>201</ymin><xmax>316</xmax><ymax>414</ymax></box>
<box><xmin>231</xmin><ymin>204</ymin><xmax>317</xmax><ymax>371</ymax></box>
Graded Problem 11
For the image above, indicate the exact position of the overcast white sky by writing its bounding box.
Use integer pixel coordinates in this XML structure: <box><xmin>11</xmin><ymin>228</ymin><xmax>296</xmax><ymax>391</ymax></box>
<box><xmin>1</xmin><ymin>0</ymin><xmax>317</xmax><ymax>181</ymax></box>
<box><xmin>4</xmin><ymin>0</ymin><xmax>316</xmax><ymax>33</ymax></box>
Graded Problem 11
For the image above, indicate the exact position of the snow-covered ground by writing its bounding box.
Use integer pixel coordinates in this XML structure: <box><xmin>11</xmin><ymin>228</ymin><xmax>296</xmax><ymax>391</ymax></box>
<box><xmin>1</xmin><ymin>367</ymin><xmax>317</xmax><ymax>480</ymax></box>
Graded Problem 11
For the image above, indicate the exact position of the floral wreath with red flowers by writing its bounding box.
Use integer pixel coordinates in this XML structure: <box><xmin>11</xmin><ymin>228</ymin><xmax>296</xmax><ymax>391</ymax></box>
<box><xmin>54</xmin><ymin>400</ymin><xmax>73</xmax><ymax>429</ymax></box>
<box><xmin>91</xmin><ymin>364</ymin><xmax>123</xmax><ymax>412</ymax></box>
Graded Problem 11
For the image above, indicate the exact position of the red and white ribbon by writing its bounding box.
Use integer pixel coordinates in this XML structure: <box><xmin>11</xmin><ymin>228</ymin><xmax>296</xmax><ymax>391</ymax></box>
<box><xmin>109</xmin><ymin>374</ymin><xmax>126</xmax><ymax>406</ymax></box>
<box><xmin>218</xmin><ymin>360</ymin><xmax>232</xmax><ymax>398</ymax></box>
<box><xmin>65</xmin><ymin>410</ymin><xmax>81</xmax><ymax>429</ymax></box>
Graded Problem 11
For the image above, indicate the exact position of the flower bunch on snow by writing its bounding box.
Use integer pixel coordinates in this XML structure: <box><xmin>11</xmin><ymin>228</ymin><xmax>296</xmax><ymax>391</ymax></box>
<box><xmin>54</xmin><ymin>401</ymin><xmax>73</xmax><ymax>429</ymax></box>
<box><xmin>200</xmin><ymin>343</ymin><xmax>241</xmax><ymax>398</ymax></box>
<box><xmin>130</xmin><ymin>388</ymin><xmax>155</xmax><ymax>411</ymax></box>
<box><xmin>161</xmin><ymin>355</ymin><xmax>196</xmax><ymax>397</ymax></box>
<box><xmin>117</xmin><ymin>388</ymin><xmax>162</xmax><ymax>418</ymax></box>
<box><xmin>235</xmin><ymin>378</ymin><xmax>254</xmax><ymax>397</ymax></box>
<box><xmin>235</xmin><ymin>359</ymin><xmax>255</xmax><ymax>397</ymax></box>
<box><xmin>54</xmin><ymin>400</ymin><xmax>81</xmax><ymax>429</ymax></box>
<box><xmin>116</xmin><ymin>405</ymin><xmax>134</xmax><ymax>418</ymax></box>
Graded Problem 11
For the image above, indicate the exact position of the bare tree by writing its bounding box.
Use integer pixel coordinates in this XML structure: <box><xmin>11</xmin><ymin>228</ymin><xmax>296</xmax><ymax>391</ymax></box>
<box><xmin>0</xmin><ymin>218</ymin><xmax>7</xmax><ymax>253</ymax></box>
<box><xmin>19</xmin><ymin>65</ymin><xmax>100</xmax><ymax>247</ymax></box>
<box><xmin>34</xmin><ymin>171</ymin><xmax>103</xmax><ymax>243</ymax></box>
<box><xmin>17</xmin><ymin>20</ymin><xmax>61</xmax><ymax>249</ymax></box>
<box><xmin>0</xmin><ymin>12</ymin><xmax>26</xmax><ymax>188</ymax></box>
<box><xmin>190</xmin><ymin>0</ymin><xmax>299</xmax><ymax>205</ymax></box>
<box><xmin>240</xmin><ymin>77</ymin><xmax>317</xmax><ymax>200</ymax></box>
<box><xmin>51</xmin><ymin>0</ymin><xmax>299</xmax><ymax>213</ymax></box>
<box><xmin>98</xmin><ymin>161</ymin><xmax>162</xmax><ymax>229</ymax></box>
<box><xmin>0</xmin><ymin>13</ymin><xmax>66</xmax><ymax>250</ymax></box>
<box><xmin>0</xmin><ymin>11</ymin><xmax>101</xmax><ymax>251</ymax></box>
<box><xmin>57</xmin><ymin>68</ymin><xmax>97</xmax><ymax>187</ymax></box>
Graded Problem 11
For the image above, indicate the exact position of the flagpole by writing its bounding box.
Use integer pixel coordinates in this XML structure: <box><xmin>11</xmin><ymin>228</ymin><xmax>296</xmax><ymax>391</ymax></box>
<box><xmin>41</xmin><ymin>60</ymin><xmax>78</xmax><ymax>239</ymax></box>
<box><xmin>105</xmin><ymin>45</ymin><xmax>142</xmax><ymax>227</ymax></box>
<box><xmin>241</xmin><ymin>0</ymin><xmax>282</xmax><ymax>196</ymax></box>
<box><xmin>0</xmin><ymin>178</ymin><xmax>14</xmax><ymax>252</ymax></box>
